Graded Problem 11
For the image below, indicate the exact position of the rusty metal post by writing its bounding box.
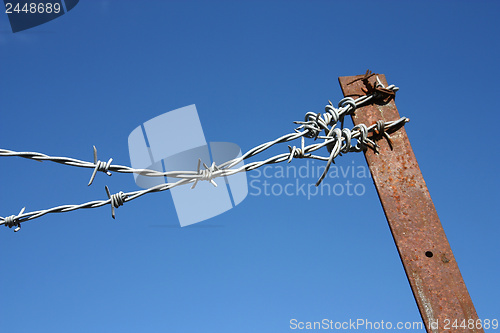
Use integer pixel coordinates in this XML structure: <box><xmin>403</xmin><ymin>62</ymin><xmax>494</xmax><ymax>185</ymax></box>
<box><xmin>338</xmin><ymin>73</ymin><xmax>482</xmax><ymax>333</ymax></box>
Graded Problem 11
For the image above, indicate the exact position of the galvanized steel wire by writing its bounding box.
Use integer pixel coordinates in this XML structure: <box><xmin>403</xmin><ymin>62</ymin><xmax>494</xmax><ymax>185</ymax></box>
<box><xmin>1</xmin><ymin>78</ymin><xmax>406</xmax><ymax>231</ymax></box>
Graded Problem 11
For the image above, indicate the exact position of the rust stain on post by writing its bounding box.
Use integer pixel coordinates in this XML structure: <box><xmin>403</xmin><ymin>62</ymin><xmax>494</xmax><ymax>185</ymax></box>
<box><xmin>338</xmin><ymin>73</ymin><xmax>482</xmax><ymax>333</ymax></box>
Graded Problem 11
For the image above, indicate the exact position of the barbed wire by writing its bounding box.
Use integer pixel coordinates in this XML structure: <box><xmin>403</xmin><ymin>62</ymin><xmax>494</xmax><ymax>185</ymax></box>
<box><xmin>0</xmin><ymin>78</ymin><xmax>405</xmax><ymax>231</ymax></box>
<box><xmin>0</xmin><ymin>81</ymin><xmax>398</xmax><ymax>183</ymax></box>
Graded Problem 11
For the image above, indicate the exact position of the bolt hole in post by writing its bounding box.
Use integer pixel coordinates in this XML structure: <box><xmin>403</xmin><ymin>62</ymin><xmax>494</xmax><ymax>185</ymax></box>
<box><xmin>425</xmin><ymin>251</ymin><xmax>434</xmax><ymax>258</ymax></box>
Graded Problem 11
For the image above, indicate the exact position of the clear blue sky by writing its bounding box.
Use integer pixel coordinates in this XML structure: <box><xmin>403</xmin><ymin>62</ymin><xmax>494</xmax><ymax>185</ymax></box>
<box><xmin>1</xmin><ymin>1</ymin><xmax>499</xmax><ymax>332</ymax></box>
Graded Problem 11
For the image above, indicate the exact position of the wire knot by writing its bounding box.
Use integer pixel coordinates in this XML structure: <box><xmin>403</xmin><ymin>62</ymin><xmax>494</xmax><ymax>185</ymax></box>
<box><xmin>191</xmin><ymin>159</ymin><xmax>219</xmax><ymax>189</ymax></box>
<box><xmin>287</xmin><ymin>137</ymin><xmax>311</xmax><ymax>163</ymax></box>
<box><xmin>105</xmin><ymin>186</ymin><xmax>126</xmax><ymax>219</ymax></box>
<box><xmin>88</xmin><ymin>146</ymin><xmax>113</xmax><ymax>186</ymax></box>
<box><xmin>372</xmin><ymin>120</ymin><xmax>394</xmax><ymax>151</ymax></box>
<box><xmin>341</xmin><ymin>128</ymin><xmax>352</xmax><ymax>153</ymax></box>
<box><xmin>324</xmin><ymin>102</ymin><xmax>340</xmax><ymax>125</ymax></box>
<box><xmin>338</xmin><ymin>97</ymin><xmax>357</xmax><ymax>114</ymax></box>
<box><xmin>371</xmin><ymin>76</ymin><xmax>397</xmax><ymax>103</ymax></box>
<box><xmin>295</xmin><ymin>97</ymin><xmax>358</xmax><ymax>139</ymax></box>
<box><xmin>294</xmin><ymin>112</ymin><xmax>323</xmax><ymax>139</ymax></box>
<box><xmin>3</xmin><ymin>207</ymin><xmax>26</xmax><ymax>232</ymax></box>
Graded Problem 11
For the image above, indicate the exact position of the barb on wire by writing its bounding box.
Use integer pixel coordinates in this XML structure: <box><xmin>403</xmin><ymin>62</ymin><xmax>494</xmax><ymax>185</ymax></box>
<box><xmin>0</xmin><ymin>77</ymin><xmax>404</xmax><ymax>231</ymax></box>
<box><xmin>347</xmin><ymin>70</ymin><xmax>397</xmax><ymax>103</ymax></box>
<box><xmin>191</xmin><ymin>159</ymin><xmax>219</xmax><ymax>189</ymax></box>
<box><xmin>0</xmin><ymin>79</ymin><xmax>398</xmax><ymax>183</ymax></box>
